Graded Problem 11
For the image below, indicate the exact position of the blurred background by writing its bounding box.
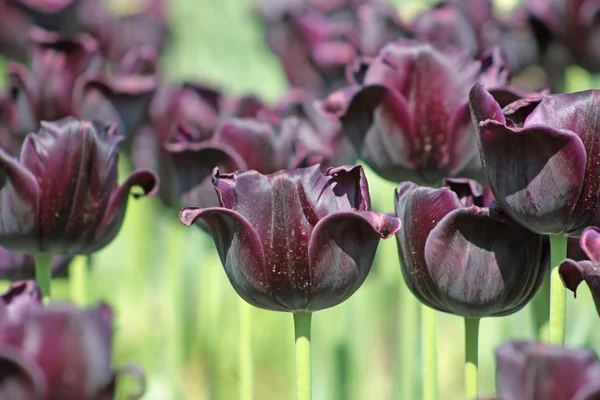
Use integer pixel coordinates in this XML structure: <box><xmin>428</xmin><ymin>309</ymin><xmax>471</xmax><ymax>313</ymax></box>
<box><xmin>2</xmin><ymin>0</ymin><xmax>600</xmax><ymax>399</ymax></box>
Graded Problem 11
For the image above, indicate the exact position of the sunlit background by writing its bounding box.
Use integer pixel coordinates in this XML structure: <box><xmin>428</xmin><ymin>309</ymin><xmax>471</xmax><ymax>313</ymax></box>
<box><xmin>2</xmin><ymin>0</ymin><xmax>599</xmax><ymax>399</ymax></box>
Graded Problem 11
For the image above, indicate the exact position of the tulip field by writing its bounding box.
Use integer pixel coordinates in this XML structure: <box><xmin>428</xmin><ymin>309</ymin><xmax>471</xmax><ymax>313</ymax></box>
<box><xmin>4</xmin><ymin>0</ymin><xmax>600</xmax><ymax>399</ymax></box>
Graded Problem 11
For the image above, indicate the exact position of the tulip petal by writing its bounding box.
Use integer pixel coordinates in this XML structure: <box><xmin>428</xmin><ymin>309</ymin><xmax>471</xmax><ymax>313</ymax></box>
<box><xmin>424</xmin><ymin>207</ymin><xmax>547</xmax><ymax>317</ymax></box>
<box><xmin>394</xmin><ymin>183</ymin><xmax>463</xmax><ymax>310</ymax></box>
<box><xmin>0</xmin><ymin>348</ymin><xmax>47</xmax><ymax>400</ymax></box>
<box><xmin>306</xmin><ymin>210</ymin><xmax>400</xmax><ymax>311</ymax></box>
<box><xmin>496</xmin><ymin>342</ymin><xmax>600</xmax><ymax>400</ymax></box>
<box><xmin>580</xmin><ymin>226</ymin><xmax>600</xmax><ymax>263</ymax></box>
<box><xmin>179</xmin><ymin>207</ymin><xmax>286</xmax><ymax>311</ymax></box>
<box><xmin>81</xmin><ymin>169</ymin><xmax>158</xmax><ymax>254</ymax></box>
<box><xmin>559</xmin><ymin>259</ymin><xmax>600</xmax><ymax>317</ymax></box>
<box><xmin>75</xmin><ymin>75</ymin><xmax>158</xmax><ymax>142</ymax></box>
<box><xmin>0</xmin><ymin>280</ymin><xmax>42</xmax><ymax>323</ymax></box>
<box><xmin>161</xmin><ymin>140</ymin><xmax>246</xmax><ymax>209</ymax></box>
<box><xmin>0</xmin><ymin>145</ymin><xmax>40</xmax><ymax>252</ymax></box>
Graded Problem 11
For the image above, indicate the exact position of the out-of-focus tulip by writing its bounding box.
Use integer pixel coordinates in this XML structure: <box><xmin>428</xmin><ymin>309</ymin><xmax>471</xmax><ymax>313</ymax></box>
<box><xmin>0</xmin><ymin>282</ymin><xmax>144</xmax><ymax>399</ymax></box>
<box><xmin>469</xmin><ymin>84</ymin><xmax>600</xmax><ymax>236</ymax></box>
<box><xmin>0</xmin><ymin>117</ymin><xmax>158</xmax><ymax>255</ymax></box>
<box><xmin>179</xmin><ymin>165</ymin><xmax>401</xmax><ymax>312</ymax></box>
<box><xmin>395</xmin><ymin>178</ymin><xmax>548</xmax><ymax>317</ymax></box>
<box><xmin>495</xmin><ymin>341</ymin><xmax>600</xmax><ymax>400</ymax></box>
<box><xmin>0</xmin><ymin>0</ymin><xmax>30</xmax><ymax>59</ymax></box>
<box><xmin>137</xmin><ymin>84</ymin><xmax>353</xmax><ymax>211</ymax></box>
<box><xmin>525</xmin><ymin>0</ymin><xmax>600</xmax><ymax>73</ymax></box>
<box><xmin>258</xmin><ymin>0</ymin><xmax>408</xmax><ymax>95</ymax></box>
<box><xmin>2</xmin><ymin>28</ymin><xmax>157</xmax><ymax>155</ymax></box>
<box><xmin>324</xmin><ymin>40</ymin><xmax>523</xmax><ymax>185</ymax></box>
<box><xmin>560</xmin><ymin>227</ymin><xmax>600</xmax><ymax>316</ymax></box>
<box><xmin>0</xmin><ymin>247</ymin><xmax>71</xmax><ymax>281</ymax></box>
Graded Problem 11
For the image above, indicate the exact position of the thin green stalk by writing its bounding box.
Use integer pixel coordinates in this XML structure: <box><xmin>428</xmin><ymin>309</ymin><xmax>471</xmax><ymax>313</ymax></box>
<box><xmin>422</xmin><ymin>305</ymin><xmax>437</xmax><ymax>400</ymax></box>
<box><xmin>464</xmin><ymin>317</ymin><xmax>480</xmax><ymax>400</ymax></box>
<box><xmin>239</xmin><ymin>298</ymin><xmax>254</xmax><ymax>400</ymax></box>
<box><xmin>400</xmin><ymin>281</ymin><xmax>420</xmax><ymax>399</ymax></box>
<box><xmin>34</xmin><ymin>254</ymin><xmax>53</xmax><ymax>300</ymax></box>
<box><xmin>69</xmin><ymin>255</ymin><xmax>89</xmax><ymax>305</ymax></box>
<box><xmin>294</xmin><ymin>312</ymin><xmax>312</xmax><ymax>400</ymax></box>
<box><xmin>166</xmin><ymin>223</ymin><xmax>185</xmax><ymax>397</ymax></box>
<box><xmin>549</xmin><ymin>234</ymin><xmax>568</xmax><ymax>345</ymax></box>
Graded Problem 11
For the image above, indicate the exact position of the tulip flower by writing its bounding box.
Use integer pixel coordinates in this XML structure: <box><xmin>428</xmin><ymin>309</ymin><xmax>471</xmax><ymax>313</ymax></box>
<box><xmin>3</xmin><ymin>28</ymin><xmax>157</xmax><ymax>155</ymax></box>
<box><xmin>560</xmin><ymin>227</ymin><xmax>600</xmax><ymax>317</ymax></box>
<box><xmin>0</xmin><ymin>117</ymin><xmax>158</xmax><ymax>296</ymax></box>
<box><xmin>525</xmin><ymin>0</ymin><xmax>600</xmax><ymax>73</ymax></box>
<box><xmin>395</xmin><ymin>178</ymin><xmax>548</xmax><ymax>398</ymax></box>
<box><xmin>0</xmin><ymin>246</ymin><xmax>71</xmax><ymax>281</ymax></box>
<box><xmin>469</xmin><ymin>72</ymin><xmax>600</xmax><ymax>346</ymax></box>
<box><xmin>495</xmin><ymin>342</ymin><xmax>600</xmax><ymax>400</ymax></box>
<box><xmin>258</xmin><ymin>0</ymin><xmax>408</xmax><ymax>95</ymax></box>
<box><xmin>324</xmin><ymin>40</ymin><xmax>523</xmax><ymax>185</ymax></box>
<box><xmin>0</xmin><ymin>282</ymin><xmax>144</xmax><ymax>399</ymax></box>
<box><xmin>0</xmin><ymin>0</ymin><xmax>30</xmax><ymax>60</ymax></box>
<box><xmin>139</xmin><ymin>84</ymin><xmax>353</xmax><ymax>212</ymax></box>
<box><xmin>180</xmin><ymin>164</ymin><xmax>400</xmax><ymax>399</ymax></box>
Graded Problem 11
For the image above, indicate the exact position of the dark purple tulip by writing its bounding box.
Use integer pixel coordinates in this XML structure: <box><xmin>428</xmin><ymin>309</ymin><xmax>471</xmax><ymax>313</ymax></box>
<box><xmin>0</xmin><ymin>247</ymin><xmax>71</xmax><ymax>280</ymax></box>
<box><xmin>525</xmin><ymin>0</ymin><xmax>600</xmax><ymax>73</ymax></box>
<box><xmin>7</xmin><ymin>28</ymin><xmax>100</xmax><ymax>137</ymax></box>
<box><xmin>0</xmin><ymin>289</ymin><xmax>144</xmax><ymax>400</ymax></box>
<box><xmin>469</xmin><ymin>84</ymin><xmax>600</xmax><ymax>236</ymax></box>
<box><xmin>495</xmin><ymin>341</ymin><xmax>600</xmax><ymax>400</ymax></box>
<box><xmin>0</xmin><ymin>117</ymin><xmax>158</xmax><ymax>255</ymax></box>
<box><xmin>179</xmin><ymin>165</ymin><xmax>401</xmax><ymax>312</ymax></box>
<box><xmin>100</xmin><ymin>0</ymin><xmax>168</xmax><ymax>67</ymax></box>
<box><xmin>0</xmin><ymin>281</ymin><xmax>41</xmax><ymax>324</ymax></box>
<box><xmin>560</xmin><ymin>227</ymin><xmax>600</xmax><ymax>317</ymax></box>
<box><xmin>258</xmin><ymin>0</ymin><xmax>408</xmax><ymax>95</ymax></box>
<box><xmin>325</xmin><ymin>40</ymin><xmax>521</xmax><ymax>185</ymax></box>
<box><xmin>395</xmin><ymin>179</ymin><xmax>548</xmax><ymax>317</ymax></box>
<box><xmin>8</xmin><ymin>0</ymin><xmax>113</xmax><ymax>39</ymax></box>
<box><xmin>0</xmin><ymin>0</ymin><xmax>30</xmax><ymax>59</ymax></box>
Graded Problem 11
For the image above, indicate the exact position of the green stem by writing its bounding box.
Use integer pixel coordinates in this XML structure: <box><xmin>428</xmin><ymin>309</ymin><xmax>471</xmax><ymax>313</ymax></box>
<box><xmin>239</xmin><ymin>299</ymin><xmax>254</xmax><ymax>400</ymax></box>
<box><xmin>34</xmin><ymin>254</ymin><xmax>53</xmax><ymax>300</ymax></box>
<box><xmin>464</xmin><ymin>317</ymin><xmax>480</xmax><ymax>400</ymax></box>
<box><xmin>69</xmin><ymin>255</ymin><xmax>89</xmax><ymax>305</ymax></box>
<box><xmin>549</xmin><ymin>234</ymin><xmax>568</xmax><ymax>345</ymax></box>
<box><xmin>422</xmin><ymin>305</ymin><xmax>437</xmax><ymax>400</ymax></box>
<box><xmin>294</xmin><ymin>312</ymin><xmax>312</xmax><ymax>400</ymax></box>
<box><xmin>400</xmin><ymin>281</ymin><xmax>420</xmax><ymax>399</ymax></box>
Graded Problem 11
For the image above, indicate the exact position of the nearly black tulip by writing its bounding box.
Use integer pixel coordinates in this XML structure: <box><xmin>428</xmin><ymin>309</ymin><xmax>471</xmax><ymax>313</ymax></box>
<box><xmin>0</xmin><ymin>246</ymin><xmax>71</xmax><ymax>280</ymax></box>
<box><xmin>0</xmin><ymin>283</ymin><xmax>144</xmax><ymax>399</ymax></box>
<box><xmin>3</xmin><ymin>28</ymin><xmax>158</xmax><ymax>154</ymax></box>
<box><xmin>495</xmin><ymin>341</ymin><xmax>600</xmax><ymax>400</ymax></box>
<box><xmin>560</xmin><ymin>227</ymin><xmax>600</xmax><ymax>316</ymax></box>
<box><xmin>395</xmin><ymin>178</ymin><xmax>548</xmax><ymax>317</ymax></box>
<box><xmin>258</xmin><ymin>0</ymin><xmax>408</xmax><ymax>95</ymax></box>
<box><xmin>179</xmin><ymin>165</ymin><xmax>401</xmax><ymax>312</ymax></box>
<box><xmin>324</xmin><ymin>40</ymin><xmax>523</xmax><ymax>185</ymax></box>
<box><xmin>0</xmin><ymin>117</ymin><xmax>158</xmax><ymax>255</ymax></box>
<box><xmin>469</xmin><ymin>84</ymin><xmax>600</xmax><ymax>236</ymax></box>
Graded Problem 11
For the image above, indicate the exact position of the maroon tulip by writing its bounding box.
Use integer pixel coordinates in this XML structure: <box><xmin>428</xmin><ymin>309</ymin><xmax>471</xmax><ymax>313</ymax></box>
<box><xmin>0</xmin><ymin>0</ymin><xmax>30</xmax><ymax>60</ymax></box>
<box><xmin>525</xmin><ymin>0</ymin><xmax>600</xmax><ymax>73</ymax></box>
<box><xmin>560</xmin><ymin>227</ymin><xmax>600</xmax><ymax>316</ymax></box>
<box><xmin>395</xmin><ymin>178</ymin><xmax>548</xmax><ymax>317</ymax></box>
<box><xmin>0</xmin><ymin>117</ymin><xmax>158</xmax><ymax>255</ymax></box>
<box><xmin>0</xmin><ymin>283</ymin><xmax>144</xmax><ymax>399</ymax></box>
<box><xmin>179</xmin><ymin>165</ymin><xmax>401</xmax><ymax>312</ymax></box>
<box><xmin>258</xmin><ymin>0</ymin><xmax>408</xmax><ymax>95</ymax></box>
<box><xmin>3</xmin><ymin>28</ymin><xmax>157</xmax><ymax>154</ymax></box>
<box><xmin>0</xmin><ymin>247</ymin><xmax>71</xmax><ymax>281</ymax></box>
<box><xmin>495</xmin><ymin>341</ymin><xmax>600</xmax><ymax>400</ymax></box>
<box><xmin>469</xmin><ymin>84</ymin><xmax>600</xmax><ymax>236</ymax></box>
<box><xmin>325</xmin><ymin>40</ymin><xmax>523</xmax><ymax>184</ymax></box>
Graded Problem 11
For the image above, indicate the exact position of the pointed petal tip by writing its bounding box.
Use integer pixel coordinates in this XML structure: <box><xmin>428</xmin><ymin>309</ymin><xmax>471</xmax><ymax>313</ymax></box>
<box><xmin>559</xmin><ymin>259</ymin><xmax>585</xmax><ymax>297</ymax></box>
<box><xmin>124</xmin><ymin>169</ymin><xmax>159</xmax><ymax>199</ymax></box>
<box><xmin>179</xmin><ymin>207</ymin><xmax>202</xmax><ymax>227</ymax></box>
